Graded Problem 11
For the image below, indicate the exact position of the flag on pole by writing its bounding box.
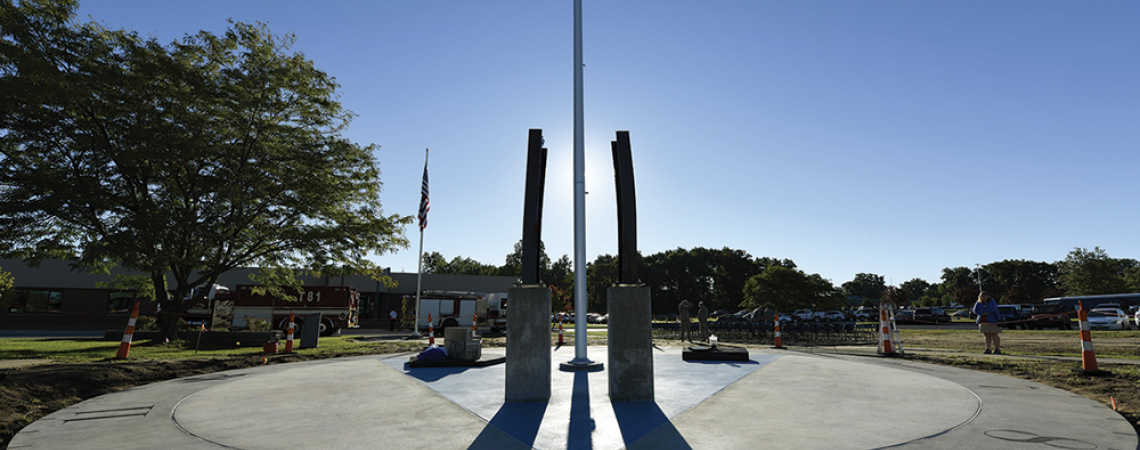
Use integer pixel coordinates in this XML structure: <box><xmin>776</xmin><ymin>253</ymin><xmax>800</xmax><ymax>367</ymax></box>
<box><xmin>419</xmin><ymin>150</ymin><xmax>430</xmax><ymax>231</ymax></box>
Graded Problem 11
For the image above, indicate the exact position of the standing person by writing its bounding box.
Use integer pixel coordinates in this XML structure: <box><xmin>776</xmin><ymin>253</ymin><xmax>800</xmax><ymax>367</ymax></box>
<box><xmin>698</xmin><ymin>301</ymin><xmax>710</xmax><ymax>342</ymax></box>
<box><xmin>679</xmin><ymin>299</ymin><xmax>693</xmax><ymax>342</ymax></box>
<box><xmin>389</xmin><ymin>309</ymin><xmax>398</xmax><ymax>331</ymax></box>
<box><xmin>762</xmin><ymin>306</ymin><xmax>776</xmax><ymax>324</ymax></box>
<box><xmin>973</xmin><ymin>292</ymin><xmax>1003</xmax><ymax>354</ymax></box>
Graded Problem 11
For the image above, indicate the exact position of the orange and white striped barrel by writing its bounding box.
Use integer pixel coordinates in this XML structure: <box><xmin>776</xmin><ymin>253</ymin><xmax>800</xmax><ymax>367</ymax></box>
<box><xmin>284</xmin><ymin>310</ymin><xmax>295</xmax><ymax>353</ymax></box>
<box><xmin>772</xmin><ymin>310</ymin><xmax>786</xmax><ymax>349</ymax></box>
<box><xmin>1077</xmin><ymin>302</ymin><xmax>1099</xmax><ymax>372</ymax></box>
<box><xmin>878</xmin><ymin>304</ymin><xmax>896</xmax><ymax>355</ymax></box>
<box><xmin>472</xmin><ymin>314</ymin><xmax>478</xmax><ymax>333</ymax></box>
<box><xmin>115</xmin><ymin>302</ymin><xmax>140</xmax><ymax>359</ymax></box>
<box><xmin>428</xmin><ymin>313</ymin><xmax>435</xmax><ymax>346</ymax></box>
<box><xmin>558</xmin><ymin>317</ymin><xmax>564</xmax><ymax>345</ymax></box>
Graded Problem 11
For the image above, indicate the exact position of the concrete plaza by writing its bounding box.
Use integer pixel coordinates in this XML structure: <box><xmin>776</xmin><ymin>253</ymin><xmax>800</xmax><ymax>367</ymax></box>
<box><xmin>10</xmin><ymin>345</ymin><xmax>1135</xmax><ymax>449</ymax></box>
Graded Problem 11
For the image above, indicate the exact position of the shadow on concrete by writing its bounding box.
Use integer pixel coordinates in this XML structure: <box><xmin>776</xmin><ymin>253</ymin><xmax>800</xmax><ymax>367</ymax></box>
<box><xmin>612</xmin><ymin>401</ymin><xmax>691</xmax><ymax>449</ymax></box>
<box><xmin>682</xmin><ymin>359</ymin><xmax>761</xmax><ymax>368</ymax></box>
<box><xmin>567</xmin><ymin>371</ymin><xmax>595</xmax><ymax>450</ymax></box>
<box><xmin>473</xmin><ymin>401</ymin><xmax>549</xmax><ymax>448</ymax></box>
<box><xmin>401</xmin><ymin>365</ymin><xmax>475</xmax><ymax>382</ymax></box>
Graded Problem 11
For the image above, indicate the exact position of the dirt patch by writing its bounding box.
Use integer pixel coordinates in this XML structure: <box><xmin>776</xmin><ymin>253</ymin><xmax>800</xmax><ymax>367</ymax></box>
<box><xmin>0</xmin><ymin>342</ymin><xmax>420</xmax><ymax>449</ymax></box>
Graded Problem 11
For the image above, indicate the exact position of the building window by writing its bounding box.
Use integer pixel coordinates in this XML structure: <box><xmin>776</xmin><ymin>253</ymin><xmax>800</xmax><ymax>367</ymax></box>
<box><xmin>8</xmin><ymin>290</ymin><xmax>64</xmax><ymax>314</ymax></box>
<box><xmin>107</xmin><ymin>291</ymin><xmax>137</xmax><ymax>314</ymax></box>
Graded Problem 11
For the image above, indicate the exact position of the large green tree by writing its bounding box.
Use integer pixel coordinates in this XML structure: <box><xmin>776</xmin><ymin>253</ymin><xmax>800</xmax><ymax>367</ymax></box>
<box><xmin>977</xmin><ymin>260</ymin><xmax>1058</xmax><ymax>303</ymax></box>
<box><xmin>585</xmin><ymin>254</ymin><xmax>619</xmax><ymax>313</ymax></box>
<box><xmin>0</xmin><ymin>1</ymin><xmax>410</xmax><ymax>338</ymax></box>
<box><xmin>842</xmin><ymin>273</ymin><xmax>886</xmax><ymax>301</ymax></box>
<box><xmin>1125</xmin><ymin>267</ymin><xmax>1140</xmax><ymax>294</ymax></box>
<box><xmin>1056</xmin><ymin>247</ymin><xmax>1137</xmax><ymax>296</ymax></box>
<box><xmin>640</xmin><ymin>247</ymin><xmax>771</xmax><ymax>314</ymax></box>
<box><xmin>495</xmin><ymin>240</ymin><xmax>574</xmax><ymax>310</ymax></box>
<box><xmin>421</xmin><ymin>251</ymin><xmax>498</xmax><ymax>276</ymax></box>
<box><xmin>937</xmin><ymin>267</ymin><xmax>980</xmax><ymax>305</ymax></box>
<box><xmin>899</xmin><ymin>278</ymin><xmax>931</xmax><ymax>302</ymax></box>
<box><xmin>740</xmin><ymin>266</ymin><xmax>843</xmax><ymax>313</ymax></box>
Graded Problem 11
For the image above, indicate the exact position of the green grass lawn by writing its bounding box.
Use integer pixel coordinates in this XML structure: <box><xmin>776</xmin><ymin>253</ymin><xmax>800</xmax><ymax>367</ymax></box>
<box><xmin>0</xmin><ymin>336</ymin><xmax>420</xmax><ymax>363</ymax></box>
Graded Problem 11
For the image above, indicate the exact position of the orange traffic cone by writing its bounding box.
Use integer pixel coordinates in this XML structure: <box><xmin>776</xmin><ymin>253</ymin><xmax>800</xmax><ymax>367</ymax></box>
<box><xmin>472</xmin><ymin>314</ymin><xmax>478</xmax><ymax>334</ymax></box>
<box><xmin>284</xmin><ymin>310</ymin><xmax>295</xmax><ymax>353</ymax></box>
<box><xmin>878</xmin><ymin>304</ymin><xmax>897</xmax><ymax>356</ymax></box>
<box><xmin>558</xmin><ymin>317</ymin><xmax>564</xmax><ymax>345</ymax></box>
<box><xmin>428</xmin><ymin>313</ymin><xmax>435</xmax><ymax>346</ymax></box>
<box><xmin>115</xmin><ymin>302</ymin><xmax>140</xmax><ymax>359</ymax></box>
<box><xmin>1077</xmin><ymin>302</ymin><xmax>1109</xmax><ymax>375</ymax></box>
<box><xmin>771</xmin><ymin>310</ymin><xmax>786</xmax><ymax>349</ymax></box>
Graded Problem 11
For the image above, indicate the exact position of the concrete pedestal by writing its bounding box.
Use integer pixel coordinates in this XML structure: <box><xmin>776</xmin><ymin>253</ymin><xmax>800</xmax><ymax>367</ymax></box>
<box><xmin>607</xmin><ymin>284</ymin><xmax>653</xmax><ymax>402</ymax></box>
<box><xmin>505</xmin><ymin>285</ymin><xmax>551</xmax><ymax>402</ymax></box>
<box><xmin>445</xmin><ymin>328</ymin><xmax>482</xmax><ymax>361</ymax></box>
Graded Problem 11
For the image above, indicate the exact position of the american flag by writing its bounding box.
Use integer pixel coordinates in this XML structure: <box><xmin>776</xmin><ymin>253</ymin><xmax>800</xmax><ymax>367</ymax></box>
<box><xmin>418</xmin><ymin>156</ymin><xmax>429</xmax><ymax>231</ymax></box>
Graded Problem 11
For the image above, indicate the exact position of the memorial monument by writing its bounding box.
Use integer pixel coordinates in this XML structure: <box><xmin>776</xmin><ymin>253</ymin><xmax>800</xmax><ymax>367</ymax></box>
<box><xmin>607</xmin><ymin>131</ymin><xmax>654</xmax><ymax>402</ymax></box>
<box><xmin>505</xmin><ymin>129</ymin><xmax>552</xmax><ymax>403</ymax></box>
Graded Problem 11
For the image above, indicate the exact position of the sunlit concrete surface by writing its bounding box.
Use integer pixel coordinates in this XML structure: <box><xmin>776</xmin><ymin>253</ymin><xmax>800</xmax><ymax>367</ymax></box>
<box><xmin>11</xmin><ymin>346</ymin><xmax>1136</xmax><ymax>450</ymax></box>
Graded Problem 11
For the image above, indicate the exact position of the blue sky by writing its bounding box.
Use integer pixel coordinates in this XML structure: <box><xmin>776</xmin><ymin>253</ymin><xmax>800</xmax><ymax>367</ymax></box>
<box><xmin>75</xmin><ymin>1</ymin><xmax>1140</xmax><ymax>287</ymax></box>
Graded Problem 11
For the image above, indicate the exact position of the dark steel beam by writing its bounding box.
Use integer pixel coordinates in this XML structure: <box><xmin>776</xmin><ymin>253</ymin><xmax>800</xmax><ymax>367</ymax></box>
<box><xmin>612</xmin><ymin>131</ymin><xmax>638</xmax><ymax>284</ymax></box>
<box><xmin>521</xmin><ymin>129</ymin><xmax>547</xmax><ymax>285</ymax></box>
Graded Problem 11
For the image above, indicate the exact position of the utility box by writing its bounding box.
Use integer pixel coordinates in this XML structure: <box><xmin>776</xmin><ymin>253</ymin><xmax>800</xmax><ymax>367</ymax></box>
<box><xmin>444</xmin><ymin>327</ymin><xmax>481</xmax><ymax>361</ymax></box>
<box><xmin>299</xmin><ymin>313</ymin><xmax>321</xmax><ymax>349</ymax></box>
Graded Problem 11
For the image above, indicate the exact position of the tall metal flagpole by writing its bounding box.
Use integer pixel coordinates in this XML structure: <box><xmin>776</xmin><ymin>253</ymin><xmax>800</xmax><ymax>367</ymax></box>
<box><xmin>413</xmin><ymin>149</ymin><xmax>429</xmax><ymax>338</ymax></box>
<box><xmin>568</xmin><ymin>0</ymin><xmax>593</xmax><ymax>366</ymax></box>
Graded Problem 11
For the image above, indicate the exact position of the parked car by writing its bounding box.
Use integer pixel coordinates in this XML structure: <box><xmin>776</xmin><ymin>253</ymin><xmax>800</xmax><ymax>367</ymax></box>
<box><xmin>853</xmin><ymin>307</ymin><xmax>879</xmax><ymax>322</ymax></box>
<box><xmin>894</xmin><ymin>309</ymin><xmax>915</xmax><ymax>324</ymax></box>
<box><xmin>1087</xmin><ymin>308</ymin><xmax>1132</xmax><ymax>331</ymax></box>
<box><xmin>951</xmin><ymin>309</ymin><xmax>971</xmax><ymax>319</ymax></box>
<box><xmin>820</xmin><ymin>310</ymin><xmax>847</xmax><ymax>322</ymax></box>
<box><xmin>792</xmin><ymin>309</ymin><xmax>826</xmax><ymax>322</ymax></box>
<box><xmin>1026</xmin><ymin>304</ymin><xmax>1073</xmax><ymax>330</ymax></box>
<box><xmin>912</xmin><ymin>307</ymin><xmax>951</xmax><ymax>324</ymax></box>
<box><xmin>715</xmin><ymin>314</ymin><xmax>749</xmax><ymax>323</ymax></box>
<box><xmin>998</xmin><ymin>305</ymin><xmax>1032</xmax><ymax>329</ymax></box>
<box><xmin>711</xmin><ymin>309</ymin><xmax>731</xmax><ymax>318</ymax></box>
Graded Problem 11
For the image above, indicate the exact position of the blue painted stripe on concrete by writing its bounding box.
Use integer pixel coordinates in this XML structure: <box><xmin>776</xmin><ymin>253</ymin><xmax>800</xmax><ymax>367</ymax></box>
<box><xmin>384</xmin><ymin>348</ymin><xmax>778</xmax><ymax>450</ymax></box>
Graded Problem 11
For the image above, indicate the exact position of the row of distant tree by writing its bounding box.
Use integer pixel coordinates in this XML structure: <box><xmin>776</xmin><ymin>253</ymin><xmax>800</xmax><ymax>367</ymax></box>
<box><xmin>425</xmin><ymin>245</ymin><xmax>1140</xmax><ymax>316</ymax></box>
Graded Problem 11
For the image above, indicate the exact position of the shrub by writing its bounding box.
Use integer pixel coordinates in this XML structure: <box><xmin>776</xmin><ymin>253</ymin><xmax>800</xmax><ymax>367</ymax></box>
<box><xmin>244</xmin><ymin>315</ymin><xmax>271</xmax><ymax>332</ymax></box>
<box><xmin>135</xmin><ymin>315</ymin><xmax>158</xmax><ymax>331</ymax></box>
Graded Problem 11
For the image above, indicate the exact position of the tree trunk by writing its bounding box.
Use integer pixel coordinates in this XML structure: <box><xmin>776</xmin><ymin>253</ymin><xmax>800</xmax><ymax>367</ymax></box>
<box><xmin>153</xmin><ymin>272</ymin><xmax>181</xmax><ymax>342</ymax></box>
<box><xmin>159</xmin><ymin>312</ymin><xmax>180</xmax><ymax>342</ymax></box>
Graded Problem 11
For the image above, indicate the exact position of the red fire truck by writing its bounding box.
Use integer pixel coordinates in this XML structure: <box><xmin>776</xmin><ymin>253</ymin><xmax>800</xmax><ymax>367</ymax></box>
<box><xmin>190</xmin><ymin>284</ymin><xmax>359</xmax><ymax>336</ymax></box>
<box><xmin>485</xmin><ymin>292</ymin><xmax>508</xmax><ymax>333</ymax></box>
<box><xmin>410</xmin><ymin>291</ymin><xmax>512</xmax><ymax>333</ymax></box>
